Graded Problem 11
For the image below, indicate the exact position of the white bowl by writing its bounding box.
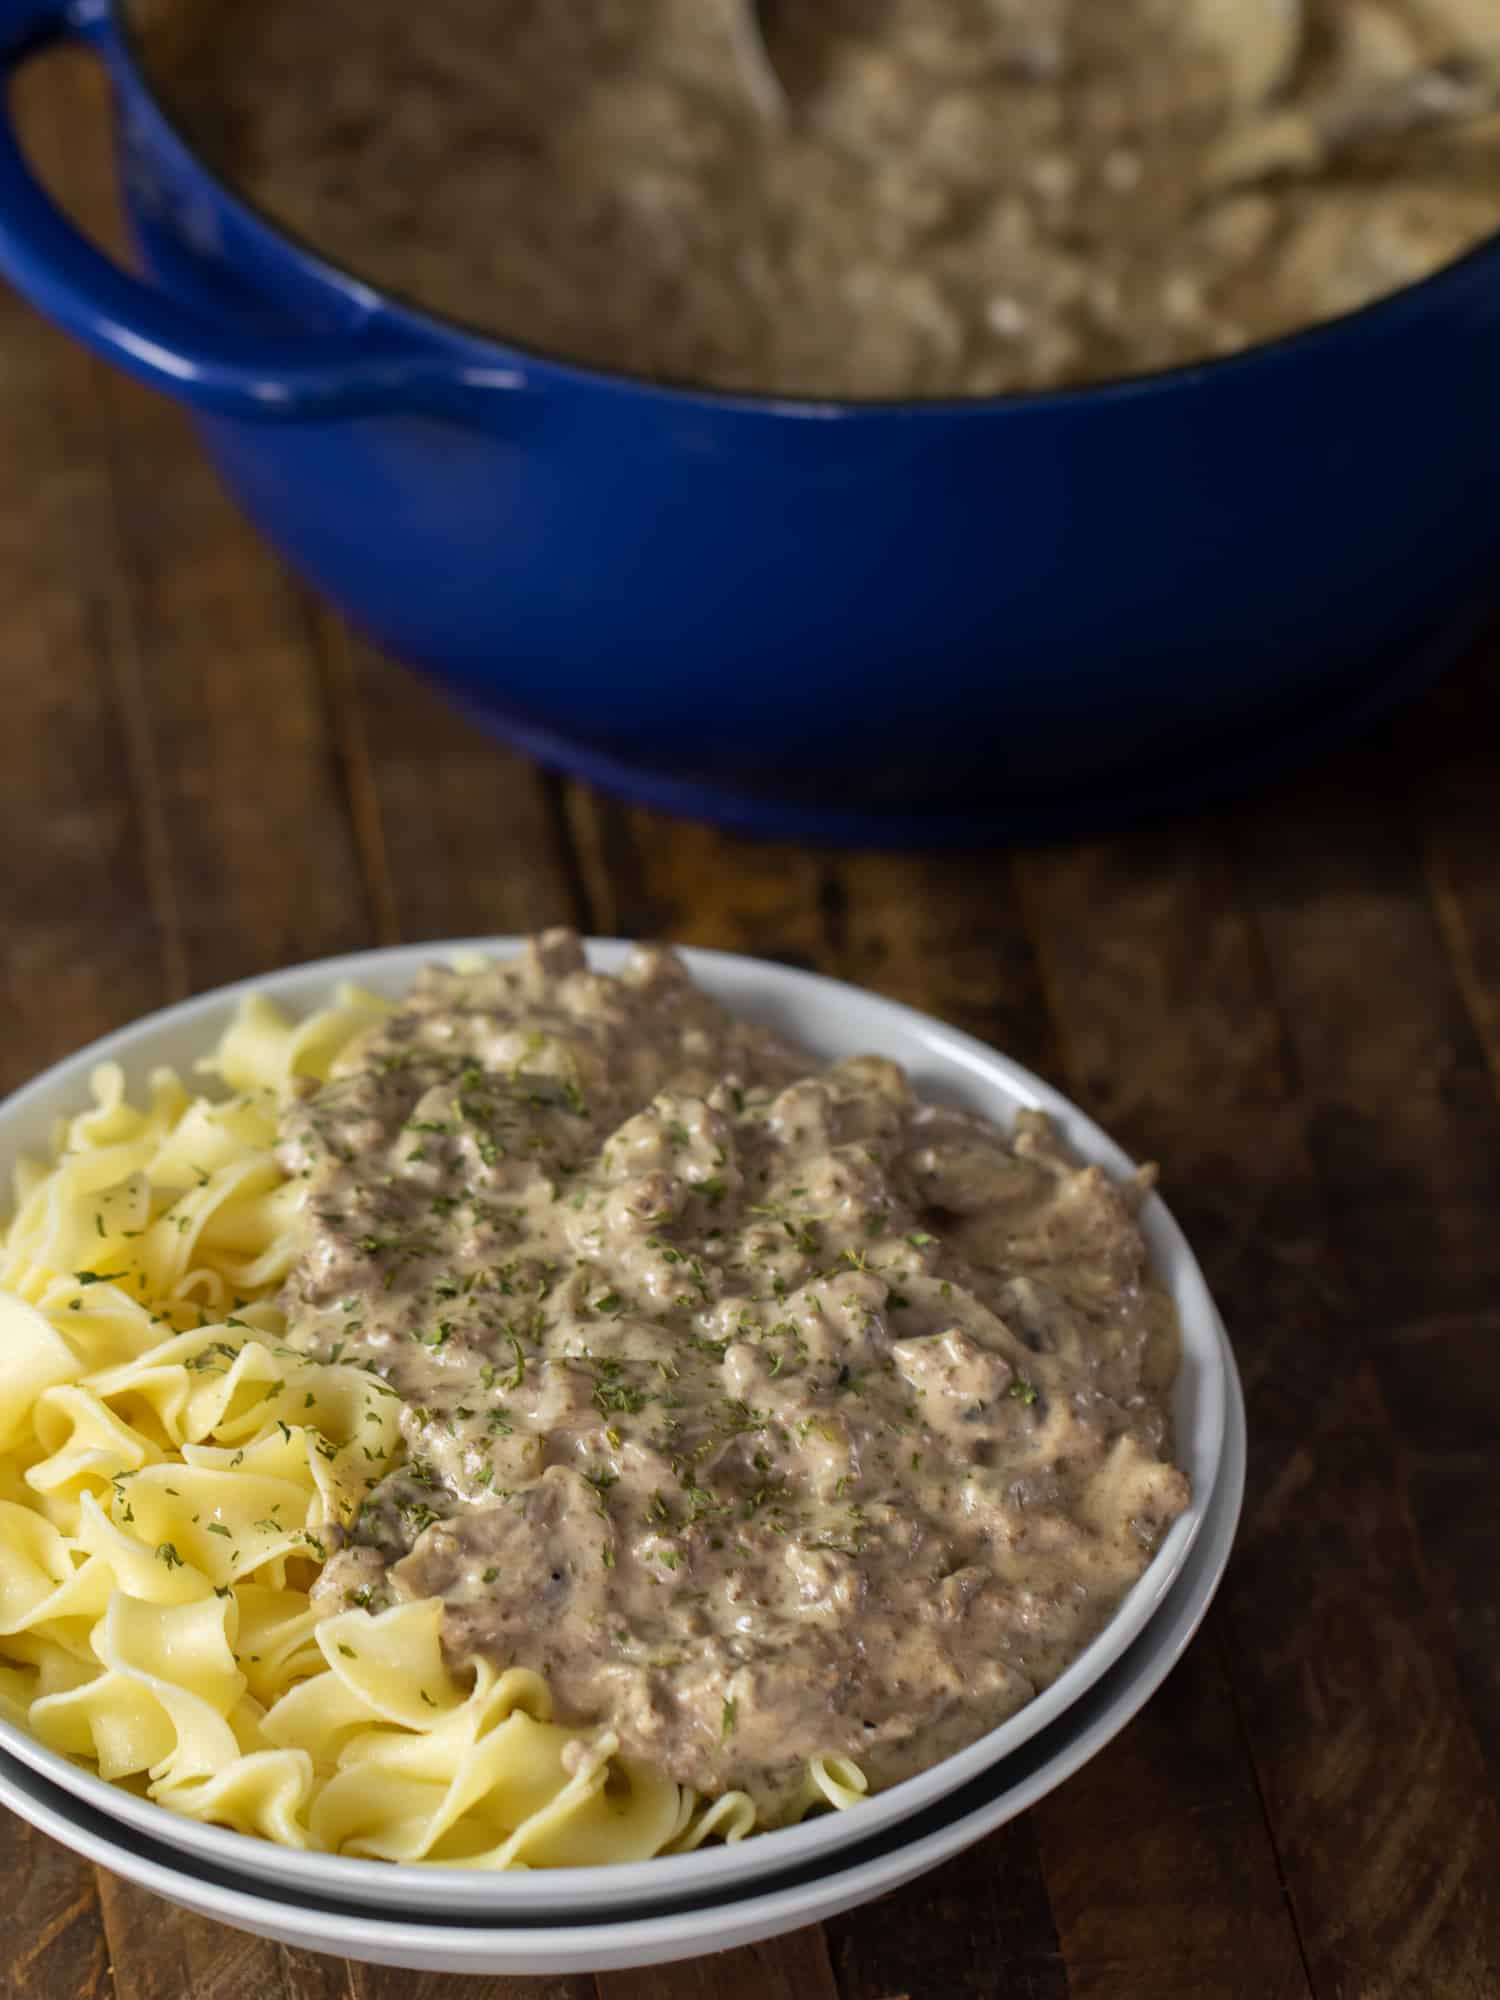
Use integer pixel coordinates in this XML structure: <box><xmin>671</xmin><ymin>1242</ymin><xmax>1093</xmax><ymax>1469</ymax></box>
<box><xmin>0</xmin><ymin>1363</ymin><xmax>1245</xmax><ymax>1974</ymax></box>
<box><xmin>0</xmin><ymin>939</ymin><xmax>1231</xmax><ymax>1918</ymax></box>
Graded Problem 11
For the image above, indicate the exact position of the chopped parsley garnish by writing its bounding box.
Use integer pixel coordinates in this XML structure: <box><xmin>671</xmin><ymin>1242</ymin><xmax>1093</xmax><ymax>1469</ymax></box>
<box><xmin>592</xmin><ymin>1365</ymin><xmax>651</xmax><ymax>1419</ymax></box>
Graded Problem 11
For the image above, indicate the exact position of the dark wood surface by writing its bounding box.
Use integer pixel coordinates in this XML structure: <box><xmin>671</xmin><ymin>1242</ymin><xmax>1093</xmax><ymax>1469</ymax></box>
<box><xmin>5</xmin><ymin>42</ymin><xmax>1500</xmax><ymax>2000</ymax></box>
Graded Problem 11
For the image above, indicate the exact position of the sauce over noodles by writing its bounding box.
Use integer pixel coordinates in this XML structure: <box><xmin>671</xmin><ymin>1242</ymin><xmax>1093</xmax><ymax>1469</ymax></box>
<box><xmin>284</xmin><ymin>932</ymin><xmax>1188</xmax><ymax>1819</ymax></box>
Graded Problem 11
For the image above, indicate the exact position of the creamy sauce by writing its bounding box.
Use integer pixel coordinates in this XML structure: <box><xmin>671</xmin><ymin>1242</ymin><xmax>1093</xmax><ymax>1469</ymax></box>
<box><xmin>279</xmin><ymin>932</ymin><xmax>1187</xmax><ymax>1820</ymax></box>
<box><xmin>135</xmin><ymin>0</ymin><xmax>1500</xmax><ymax>398</ymax></box>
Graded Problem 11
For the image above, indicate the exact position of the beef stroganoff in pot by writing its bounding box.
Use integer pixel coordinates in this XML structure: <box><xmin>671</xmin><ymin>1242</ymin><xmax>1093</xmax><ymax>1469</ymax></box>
<box><xmin>0</xmin><ymin>933</ymin><xmax>1186</xmax><ymax>1862</ymax></box>
<box><xmin>133</xmin><ymin>0</ymin><xmax>1500</xmax><ymax>397</ymax></box>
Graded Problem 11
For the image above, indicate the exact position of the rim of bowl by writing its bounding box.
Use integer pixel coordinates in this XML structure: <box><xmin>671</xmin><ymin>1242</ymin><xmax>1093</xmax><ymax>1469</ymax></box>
<box><xmin>104</xmin><ymin>0</ymin><xmax>1500</xmax><ymax>419</ymax></box>
<box><xmin>0</xmin><ymin>1369</ymin><xmax>1246</xmax><ymax>1960</ymax></box>
<box><xmin>0</xmin><ymin>938</ymin><xmax>1229</xmax><ymax>1910</ymax></box>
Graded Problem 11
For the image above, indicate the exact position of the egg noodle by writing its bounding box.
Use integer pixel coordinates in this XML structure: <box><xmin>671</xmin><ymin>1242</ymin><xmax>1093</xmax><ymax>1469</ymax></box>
<box><xmin>0</xmin><ymin>984</ymin><xmax>866</xmax><ymax>1865</ymax></box>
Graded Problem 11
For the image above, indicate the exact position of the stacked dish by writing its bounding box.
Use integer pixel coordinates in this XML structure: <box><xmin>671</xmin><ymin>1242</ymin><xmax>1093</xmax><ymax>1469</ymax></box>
<box><xmin>0</xmin><ymin>942</ymin><xmax>1243</xmax><ymax>1975</ymax></box>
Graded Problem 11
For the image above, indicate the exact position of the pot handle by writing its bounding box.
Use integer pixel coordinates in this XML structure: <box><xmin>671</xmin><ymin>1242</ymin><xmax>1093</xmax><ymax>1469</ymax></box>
<box><xmin>0</xmin><ymin>0</ymin><xmax>460</xmax><ymax>420</ymax></box>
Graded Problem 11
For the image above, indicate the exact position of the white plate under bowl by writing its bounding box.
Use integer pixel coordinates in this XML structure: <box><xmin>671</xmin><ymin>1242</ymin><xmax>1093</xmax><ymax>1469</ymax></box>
<box><xmin>0</xmin><ymin>939</ymin><xmax>1230</xmax><ymax>1918</ymax></box>
<box><xmin>0</xmin><ymin>1363</ymin><xmax>1245</xmax><ymax>1975</ymax></box>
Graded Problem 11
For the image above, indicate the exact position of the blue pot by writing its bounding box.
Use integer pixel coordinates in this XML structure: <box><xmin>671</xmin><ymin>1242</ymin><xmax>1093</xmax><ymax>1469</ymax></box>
<box><xmin>2</xmin><ymin>0</ymin><xmax>1498</xmax><ymax>844</ymax></box>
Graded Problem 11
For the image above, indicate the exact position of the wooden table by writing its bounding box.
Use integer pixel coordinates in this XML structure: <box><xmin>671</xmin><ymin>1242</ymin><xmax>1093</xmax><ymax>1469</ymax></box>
<box><xmin>6</xmin><ymin>43</ymin><xmax>1500</xmax><ymax>2000</ymax></box>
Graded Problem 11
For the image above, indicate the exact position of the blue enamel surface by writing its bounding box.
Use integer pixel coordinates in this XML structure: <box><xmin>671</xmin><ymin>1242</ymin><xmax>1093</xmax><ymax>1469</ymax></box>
<box><xmin>2</xmin><ymin>0</ymin><xmax>1498</xmax><ymax>840</ymax></box>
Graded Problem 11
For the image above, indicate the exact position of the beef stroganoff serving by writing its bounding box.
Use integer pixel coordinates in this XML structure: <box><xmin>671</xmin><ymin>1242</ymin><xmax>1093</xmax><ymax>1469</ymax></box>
<box><xmin>0</xmin><ymin>934</ymin><xmax>1187</xmax><ymax>1863</ymax></box>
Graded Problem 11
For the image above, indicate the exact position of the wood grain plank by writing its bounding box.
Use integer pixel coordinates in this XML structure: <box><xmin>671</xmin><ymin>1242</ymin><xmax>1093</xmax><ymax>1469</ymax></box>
<box><xmin>1015</xmin><ymin>821</ymin><xmax>1500</xmax><ymax>1999</ymax></box>
<box><xmin>563</xmin><ymin>792</ymin><xmax>1302</xmax><ymax>2000</ymax></box>
<box><xmin>0</xmin><ymin>52</ymin><xmax>167</xmax><ymax>1075</ymax></box>
<box><xmin>824</xmin><ymin>1820</ymin><xmax>1066</xmax><ymax>2000</ymax></box>
<box><xmin>313</xmin><ymin>613</ymin><xmax>580</xmax><ymax>946</ymax></box>
<box><xmin>4</xmin><ymin>1817</ymin><xmax>114</xmax><ymax>2000</ymax></box>
<box><xmin>594</xmin><ymin>1927</ymin><xmax>839</xmax><ymax>2000</ymax></box>
<box><xmin>1413</xmin><ymin>635</ymin><xmax>1500</xmax><ymax>1105</ymax></box>
<box><xmin>1235</xmin><ymin>757</ymin><xmax>1500</xmax><ymax>1333</ymax></box>
<box><xmin>566</xmin><ymin>800</ymin><xmax>831</xmax><ymax>965</ymax></box>
<box><xmin>42</xmin><ymin>48</ymin><xmax>375</xmax><ymax>997</ymax></box>
<box><xmin>352</xmin><ymin>1965</ymin><xmax>590</xmax><ymax>2000</ymax></box>
<box><xmin>1372</xmin><ymin>638</ymin><xmax>1500</xmax><ymax>1809</ymax></box>
<box><xmin>95</xmin><ymin>1875</ymin><xmax>354</xmax><ymax>2000</ymax></box>
<box><xmin>83</xmin><ymin>393</ymin><xmax>377</xmax><ymax>992</ymax></box>
<box><xmin>1031</xmin><ymin>1634</ymin><xmax>1304</xmax><ymax>2000</ymax></box>
<box><xmin>1227</xmin><ymin>668</ymin><xmax>1500</xmax><ymax>1926</ymax></box>
<box><xmin>1359</xmin><ymin>1307</ymin><xmax>1500</xmax><ymax>1811</ymax></box>
<box><xmin>564</xmin><ymin>802</ymin><xmax>1057</xmax><ymax>1076</ymax></box>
